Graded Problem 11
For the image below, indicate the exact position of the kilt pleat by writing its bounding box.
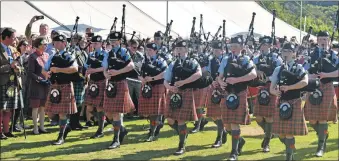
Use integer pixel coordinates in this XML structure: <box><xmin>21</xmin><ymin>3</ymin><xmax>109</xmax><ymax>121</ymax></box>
<box><xmin>272</xmin><ymin>98</ymin><xmax>308</xmax><ymax>136</ymax></box>
<box><xmin>138</xmin><ymin>84</ymin><xmax>166</xmax><ymax>116</ymax></box>
<box><xmin>45</xmin><ymin>83</ymin><xmax>77</xmax><ymax>114</ymax></box>
<box><xmin>73</xmin><ymin>81</ymin><xmax>86</xmax><ymax>106</ymax></box>
<box><xmin>103</xmin><ymin>80</ymin><xmax>135</xmax><ymax>114</ymax></box>
<box><xmin>206</xmin><ymin>85</ymin><xmax>222</xmax><ymax>119</ymax></box>
<box><xmin>164</xmin><ymin>89</ymin><xmax>198</xmax><ymax>121</ymax></box>
<box><xmin>221</xmin><ymin>90</ymin><xmax>251</xmax><ymax>125</ymax></box>
<box><xmin>254</xmin><ymin>84</ymin><xmax>278</xmax><ymax>118</ymax></box>
<box><xmin>193</xmin><ymin>87</ymin><xmax>209</xmax><ymax>108</ymax></box>
<box><xmin>304</xmin><ymin>83</ymin><xmax>338</xmax><ymax>122</ymax></box>
<box><xmin>85</xmin><ymin>80</ymin><xmax>105</xmax><ymax>107</ymax></box>
<box><xmin>0</xmin><ymin>83</ymin><xmax>18</xmax><ymax>110</ymax></box>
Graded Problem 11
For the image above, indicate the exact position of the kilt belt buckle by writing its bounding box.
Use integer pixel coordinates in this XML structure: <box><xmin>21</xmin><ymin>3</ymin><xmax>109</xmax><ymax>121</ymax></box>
<box><xmin>258</xmin><ymin>88</ymin><xmax>270</xmax><ymax>106</ymax></box>
<box><xmin>308</xmin><ymin>89</ymin><xmax>323</xmax><ymax>105</ymax></box>
<box><xmin>141</xmin><ymin>84</ymin><xmax>152</xmax><ymax>98</ymax></box>
<box><xmin>89</xmin><ymin>83</ymin><xmax>99</xmax><ymax>98</ymax></box>
<box><xmin>106</xmin><ymin>81</ymin><xmax>117</xmax><ymax>98</ymax></box>
<box><xmin>279</xmin><ymin>102</ymin><xmax>293</xmax><ymax>120</ymax></box>
<box><xmin>170</xmin><ymin>93</ymin><xmax>183</xmax><ymax>109</ymax></box>
<box><xmin>6</xmin><ymin>74</ymin><xmax>16</xmax><ymax>98</ymax></box>
<box><xmin>50</xmin><ymin>88</ymin><xmax>61</xmax><ymax>104</ymax></box>
<box><xmin>226</xmin><ymin>93</ymin><xmax>239</xmax><ymax>110</ymax></box>
<box><xmin>211</xmin><ymin>89</ymin><xmax>222</xmax><ymax>104</ymax></box>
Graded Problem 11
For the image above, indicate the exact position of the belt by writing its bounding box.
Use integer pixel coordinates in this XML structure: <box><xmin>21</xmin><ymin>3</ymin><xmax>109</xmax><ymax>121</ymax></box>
<box><xmin>126</xmin><ymin>77</ymin><xmax>142</xmax><ymax>83</ymax></box>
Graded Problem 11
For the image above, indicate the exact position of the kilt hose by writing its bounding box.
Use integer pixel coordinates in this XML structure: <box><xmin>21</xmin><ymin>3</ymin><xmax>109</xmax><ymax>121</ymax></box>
<box><xmin>206</xmin><ymin>85</ymin><xmax>222</xmax><ymax>119</ymax></box>
<box><xmin>138</xmin><ymin>84</ymin><xmax>166</xmax><ymax>117</ymax></box>
<box><xmin>272</xmin><ymin>98</ymin><xmax>308</xmax><ymax>136</ymax></box>
<box><xmin>103</xmin><ymin>80</ymin><xmax>135</xmax><ymax>114</ymax></box>
<box><xmin>164</xmin><ymin>89</ymin><xmax>198</xmax><ymax>121</ymax></box>
<box><xmin>193</xmin><ymin>87</ymin><xmax>209</xmax><ymax>108</ymax></box>
<box><xmin>0</xmin><ymin>83</ymin><xmax>18</xmax><ymax>110</ymax></box>
<box><xmin>45</xmin><ymin>83</ymin><xmax>77</xmax><ymax>115</ymax></box>
<box><xmin>254</xmin><ymin>84</ymin><xmax>278</xmax><ymax>118</ymax></box>
<box><xmin>84</xmin><ymin>79</ymin><xmax>106</xmax><ymax>107</ymax></box>
<box><xmin>304</xmin><ymin>82</ymin><xmax>338</xmax><ymax>122</ymax></box>
<box><xmin>221</xmin><ymin>90</ymin><xmax>251</xmax><ymax>125</ymax></box>
<box><xmin>73</xmin><ymin>81</ymin><xmax>86</xmax><ymax>107</ymax></box>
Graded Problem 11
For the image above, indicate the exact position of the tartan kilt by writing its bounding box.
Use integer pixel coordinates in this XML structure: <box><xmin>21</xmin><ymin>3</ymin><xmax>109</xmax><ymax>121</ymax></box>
<box><xmin>164</xmin><ymin>89</ymin><xmax>198</xmax><ymax>121</ymax></box>
<box><xmin>103</xmin><ymin>80</ymin><xmax>135</xmax><ymax>114</ymax></box>
<box><xmin>272</xmin><ymin>98</ymin><xmax>308</xmax><ymax>136</ymax></box>
<box><xmin>304</xmin><ymin>82</ymin><xmax>338</xmax><ymax>122</ymax></box>
<box><xmin>73</xmin><ymin>81</ymin><xmax>86</xmax><ymax>106</ymax></box>
<box><xmin>84</xmin><ymin>79</ymin><xmax>105</xmax><ymax>107</ymax></box>
<box><xmin>138</xmin><ymin>84</ymin><xmax>166</xmax><ymax>116</ymax></box>
<box><xmin>0</xmin><ymin>83</ymin><xmax>18</xmax><ymax>110</ymax></box>
<box><xmin>206</xmin><ymin>85</ymin><xmax>222</xmax><ymax>119</ymax></box>
<box><xmin>45</xmin><ymin>83</ymin><xmax>77</xmax><ymax>114</ymax></box>
<box><xmin>254</xmin><ymin>84</ymin><xmax>278</xmax><ymax>118</ymax></box>
<box><xmin>221</xmin><ymin>90</ymin><xmax>251</xmax><ymax>125</ymax></box>
<box><xmin>193</xmin><ymin>87</ymin><xmax>209</xmax><ymax>108</ymax></box>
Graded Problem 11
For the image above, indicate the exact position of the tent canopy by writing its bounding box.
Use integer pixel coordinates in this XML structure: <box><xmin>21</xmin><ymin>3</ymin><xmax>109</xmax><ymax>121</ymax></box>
<box><xmin>1</xmin><ymin>1</ymin><xmax>313</xmax><ymax>42</ymax></box>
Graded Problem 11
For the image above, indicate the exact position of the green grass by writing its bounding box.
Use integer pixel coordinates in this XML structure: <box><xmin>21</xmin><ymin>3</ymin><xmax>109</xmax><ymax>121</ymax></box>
<box><xmin>1</xmin><ymin>118</ymin><xmax>338</xmax><ymax>160</ymax></box>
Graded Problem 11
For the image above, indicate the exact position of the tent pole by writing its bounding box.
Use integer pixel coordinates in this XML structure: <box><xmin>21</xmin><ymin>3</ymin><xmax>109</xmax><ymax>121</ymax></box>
<box><xmin>24</xmin><ymin>1</ymin><xmax>71</xmax><ymax>31</ymax></box>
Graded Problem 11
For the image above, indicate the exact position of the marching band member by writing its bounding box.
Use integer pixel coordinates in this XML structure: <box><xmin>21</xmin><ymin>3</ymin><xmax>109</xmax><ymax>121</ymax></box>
<box><xmin>43</xmin><ymin>34</ymin><xmax>78</xmax><ymax>145</ymax></box>
<box><xmin>102</xmin><ymin>31</ymin><xmax>135</xmax><ymax>149</ymax></box>
<box><xmin>270</xmin><ymin>42</ymin><xmax>309</xmax><ymax>161</ymax></box>
<box><xmin>164</xmin><ymin>40</ymin><xmax>202</xmax><ymax>155</ymax></box>
<box><xmin>252</xmin><ymin>36</ymin><xmax>282</xmax><ymax>152</ymax></box>
<box><xmin>217</xmin><ymin>36</ymin><xmax>257</xmax><ymax>161</ymax></box>
<box><xmin>138</xmin><ymin>42</ymin><xmax>167</xmax><ymax>142</ymax></box>
<box><xmin>304</xmin><ymin>31</ymin><xmax>339</xmax><ymax>157</ymax></box>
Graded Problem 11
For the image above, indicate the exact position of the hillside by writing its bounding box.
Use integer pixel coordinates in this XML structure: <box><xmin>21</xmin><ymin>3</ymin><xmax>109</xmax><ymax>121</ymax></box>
<box><xmin>257</xmin><ymin>1</ymin><xmax>338</xmax><ymax>40</ymax></box>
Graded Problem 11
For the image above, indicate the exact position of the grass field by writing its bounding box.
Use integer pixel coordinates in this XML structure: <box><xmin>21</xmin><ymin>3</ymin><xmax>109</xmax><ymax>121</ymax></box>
<box><xmin>1</xmin><ymin>117</ymin><xmax>338</xmax><ymax>160</ymax></box>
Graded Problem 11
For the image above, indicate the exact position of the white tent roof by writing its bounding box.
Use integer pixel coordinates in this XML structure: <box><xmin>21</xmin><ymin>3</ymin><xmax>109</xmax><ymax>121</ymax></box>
<box><xmin>1</xmin><ymin>1</ymin><xmax>313</xmax><ymax>42</ymax></box>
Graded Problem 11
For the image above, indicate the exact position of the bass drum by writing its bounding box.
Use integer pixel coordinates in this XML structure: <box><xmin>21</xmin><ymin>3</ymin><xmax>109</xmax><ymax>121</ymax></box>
<box><xmin>334</xmin><ymin>81</ymin><xmax>339</xmax><ymax>103</ymax></box>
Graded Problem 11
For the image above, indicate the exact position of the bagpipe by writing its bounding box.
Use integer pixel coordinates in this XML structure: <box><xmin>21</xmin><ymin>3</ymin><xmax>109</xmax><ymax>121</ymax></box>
<box><xmin>140</xmin><ymin>53</ymin><xmax>166</xmax><ymax>98</ymax></box>
<box><xmin>87</xmin><ymin>53</ymin><xmax>106</xmax><ymax>82</ymax></box>
<box><xmin>244</xmin><ymin>12</ymin><xmax>256</xmax><ymax>46</ymax></box>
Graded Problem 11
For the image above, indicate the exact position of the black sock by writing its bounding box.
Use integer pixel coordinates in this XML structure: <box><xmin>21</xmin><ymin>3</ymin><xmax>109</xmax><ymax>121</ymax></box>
<box><xmin>310</xmin><ymin>123</ymin><xmax>319</xmax><ymax>135</ymax></box>
<box><xmin>318</xmin><ymin>123</ymin><xmax>328</xmax><ymax>148</ymax></box>
<box><xmin>169</xmin><ymin>122</ymin><xmax>178</xmax><ymax>134</ymax></box>
<box><xmin>231</xmin><ymin>130</ymin><xmax>241</xmax><ymax>152</ymax></box>
<box><xmin>149</xmin><ymin>115</ymin><xmax>158</xmax><ymax>137</ymax></box>
<box><xmin>257</xmin><ymin>120</ymin><xmax>265</xmax><ymax>132</ymax></box>
<box><xmin>112</xmin><ymin>121</ymin><xmax>121</xmax><ymax>143</ymax></box>
<box><xmin>178</xmin><ymin>124</ymin><xmax>188</xmax><ymax>146</ymax></box>
<box><xmin>214</xmin><ymin>119</ymin><xmax>224</xmax><ymax>141</ymax></box>
<box><xmin>97</xmin><ymin>111</ymin><xmax>105</xmax><ymax>133</ymax></box>
<box><xmin>285</xmin><ymin>138</ymin><xmax>295</xmax><ymax>157</ymax></box>
<box><xmin>264</xmin><ymin>122</ymin><xmax>272</xmax><ymax>139</ymax></box>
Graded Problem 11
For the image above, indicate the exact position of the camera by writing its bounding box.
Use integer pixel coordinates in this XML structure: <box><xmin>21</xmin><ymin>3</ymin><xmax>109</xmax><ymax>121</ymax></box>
<box><xmin>36</xmin><ymin>15</ymin><xmax>44</xmax><ymax>20</ymax></box>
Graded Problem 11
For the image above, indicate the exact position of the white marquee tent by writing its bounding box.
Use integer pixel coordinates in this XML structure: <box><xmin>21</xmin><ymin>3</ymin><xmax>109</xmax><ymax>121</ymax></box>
<box><xmin>1</xmin><ymin>1</ymin><xmax>313</xmax><ymax>41</ymax></box>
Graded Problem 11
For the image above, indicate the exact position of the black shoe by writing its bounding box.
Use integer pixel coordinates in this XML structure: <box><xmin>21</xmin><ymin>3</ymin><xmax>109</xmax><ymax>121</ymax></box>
<box><xmin>238</xmin><ymin>138</ymin><xmax>246</xmax><ymax>156</ymax></box>
<box><xmin>0</xmin><ymin>133</ymin><xmax>8</xmax><ymax>140</ymax></box>
<box><xmin>38</xmin><ymin>128</ymin><xmax>50</xmax><ymax>134</ymax></box>
<box><xmin>173</xmin><ymin>144</ymin><xmax>185</xmax><ymax>155</ymax></box>
<box><xmin>90</xmin><ymin>131</ymin><xmax>104</xmax><ymax>139</ymax></box>
<box><xmin>262</xmin><ymin>138</ymin><xmax>270</xmax><ymax>153</ymax></box>
<box><xmin>222</xmin><ymin>130</ymin><xmax>227</xmax><ymax>144</ymax></box>
<box><xmin>63</xmin><ymin>126</ymin><xmax>72</xmax><ymax>140</ymax></box>
<box><xmin>85</xmin><ymin>121</ymin><xmax>94</xmax><ymax>127</ymax></box>
<box><xmin>4</xmin><ymin>132</ymin><xmax>17</xmax><ymax>138</ymax></box>
<box><xmin>190</xmin><ymin>122</ymin><xmax>200</xmax><ymax>134</ymax></box>
<box><xmin>11</xmin><ymin>124</ymin><xmax>22</xmax><ymax>132</ymax></box>
<box><xmin>119</xmin><ymin>127</ymin><xmax>128</xmax><ymax>144</ymax></box>
<box><xmin>315</xmin><ymin>146</ymin><xmax>324</xmax><ymax>157</ymax></box>
<box><xmin>49</xmin><ymin>121</ymin><xmax>59</xmax><ymax>127</ymax></box>
<box><xmin>228</xmin><ymin>149</ymin><xmax>238</xmax><ymax>161</ymax></box>
<box><xmin>52</xmin><ymin>133</ymin><xmax>65</xmax><ymax>145</ymax></box>
<box><xmin>199</xmin><ymin>119</ymin><xmax>209</xmax><ymax>131</ymax></box>
<box><xmin>145</xmin><ymin>135</ymin><xmax>157</xmax><ymax>142</ymax></box>
<box><xmin>212</xmin><ymin>140</ymin><xmax>222</xmax><ymax>148</ymax></box>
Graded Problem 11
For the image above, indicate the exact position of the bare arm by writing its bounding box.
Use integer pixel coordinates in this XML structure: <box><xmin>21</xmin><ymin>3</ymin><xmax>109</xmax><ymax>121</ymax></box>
<box><xmin>54</xmin><ymin>66</ymin><xmax>78</xmax><ymax>74</ymax></box>
<box><xmin>150</xmin><ymin>71</ymin><xmax>165</xmax><ymax>81</ymax></box>
<box><xmin>114</xmin><ymin>61</ymin><xmax>135</xmax><ymax>75</ymax></box>
<box><xmin>232</xmin><ymin>68</ymin><xmax>257</xmax><ymax>83</ymax></box>
<box><xmin>288</xmin><ymin>74</ymin><xmax>308</xmax><ymax>90</ymax></box>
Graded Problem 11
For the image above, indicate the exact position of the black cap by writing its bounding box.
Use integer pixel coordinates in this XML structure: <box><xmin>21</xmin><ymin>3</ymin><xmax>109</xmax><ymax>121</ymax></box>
<box><xmin>211</xmin><ymin>40</ymin><xmax>223</xmax><ymax>49</ymax></box>
<box><xmin>109</xmin><ymin>31</ymin><xmax>122</xmax><ymax>40</ymax></box>
<box><xmin>230</xmin><ymin>36</ymin><xmax>243</xmax><ymax>45</ymax></box>
<box><xmin>175</xmin><ymin>40</ymin><xmax>188</xmax><ymax>48</ymax></box>
<box><xmin>154</xmin><ymin>31</ymin><xmax>163</xmax><ymax>38</ymax></box>
<box><xmin>91</xmin><ymin>35</ymin><xmax>103</xmax><ymax>42</ymax></box>
<box><xmin>282</xmin><ymin>42</ymin><xmax>296</xmax><ymax>51</ymax></box>
<box><xmin>317</xmin><ymin>31</ymin><xmax>330</xmax><ymax>37</ymax></box>
<box><xmin>52</xmin><ymin>34</ymin><xmax>67</xmax><ymax>42</ymax></box>
<box><xmin>259</xmin><ymin>36</ymin><xmax>273</xmax><ymax>44</ymax></box>
<box><xmin>146</xmin><ymin>43</ymin><xmax>158</xmax><ymax>51</ymax></box>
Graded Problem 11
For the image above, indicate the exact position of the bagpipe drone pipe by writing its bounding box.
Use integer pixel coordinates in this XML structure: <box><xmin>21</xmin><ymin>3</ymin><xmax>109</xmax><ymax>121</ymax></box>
<box><xmin>87</xmin><ymin>54</ymin><xmax>106</xmax><ymax>81</ymax></box>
